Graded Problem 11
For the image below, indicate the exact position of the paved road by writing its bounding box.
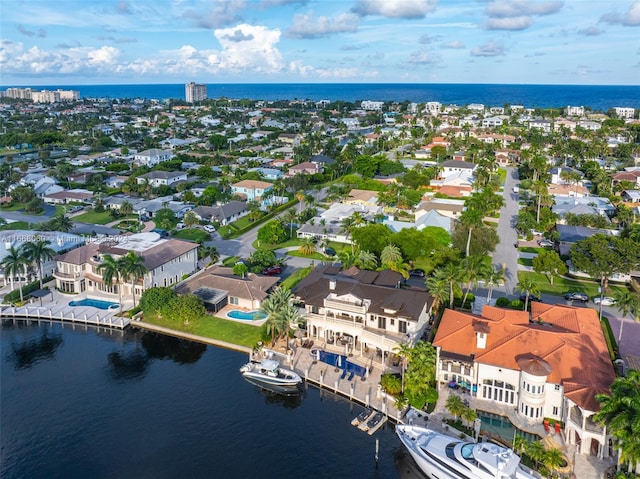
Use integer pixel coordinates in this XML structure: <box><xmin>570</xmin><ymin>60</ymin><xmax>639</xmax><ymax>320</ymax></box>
<box><xmin>491</xmin><ymin>167</ymin><xmax>520</xmax><ymax>295</ymax></box>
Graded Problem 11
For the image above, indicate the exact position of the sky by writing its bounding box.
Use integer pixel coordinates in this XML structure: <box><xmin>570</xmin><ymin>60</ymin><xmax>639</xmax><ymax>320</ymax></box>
<box><xmin>1</xmin><ymin>0</ymin><xmax>639</xmax><ymax>86</ymax></box>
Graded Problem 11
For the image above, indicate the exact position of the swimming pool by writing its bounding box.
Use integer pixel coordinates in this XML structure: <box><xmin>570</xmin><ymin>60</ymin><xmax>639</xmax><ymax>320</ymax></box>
<box><xmin>226</xmin><ymin>310</ymin><xmax>267</xmax><ymax>321</ymax></box>
<box><xmin>69</xmin><ymin>298</ymin><xmax>119</xmax><ymax>310</ymax></box>
<box><xmin>309</xmin><ymin>349</ymin><xmax>367</xmax><ymax>378</ymax></box>
<box><xmin>477</xmin><ymin>411</ymin><xmax>541</xmax><ymax>444</ymax></box>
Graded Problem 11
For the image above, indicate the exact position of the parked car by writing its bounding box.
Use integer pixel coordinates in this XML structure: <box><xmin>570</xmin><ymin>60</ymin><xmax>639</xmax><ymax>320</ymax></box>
<box><xmin>176</xmin><ymin>222</ymin><xmax>185</xmax><ymax>230</ymax></box>
<box><xmin>564</xmin><ymin>292</ymin><xmax>589</xmax><ymax>302</ymax></box>
<box><xmin>324</xmin><ymin>247</ymin><xmax>336</xmax><ymax>256</ymax></box>
<box><xmin>262</xmin><ymin>265</ymin><xmax>283</xmax><ymax>276</ymax></box>
<box><xmin>203</xmin><ymin>224</ymin><xmax>216</xmax><ymax>233</ymax></box>
<box><xmin>68</xmin><ymin>205</ymin><xmax>84</xmax><ymax>213</ymax></box>
<box><xmin>519</xmin><ymin>294</ymin><xmax>542</xmax><ymax>303</ymax></box>
<box><xmin>409</xmin><ymin>269</ymin><xmax>426</xmax><ymax>278</ymax></box>
<box><xmin>593</xmin><ymin>296</ymin><xmax>616</xmax><ymax>306</ymax></box>
<box><xmin>537</xmin><ymin>239</ymin><xmax>554</xmax><ymax>248</ymax></box>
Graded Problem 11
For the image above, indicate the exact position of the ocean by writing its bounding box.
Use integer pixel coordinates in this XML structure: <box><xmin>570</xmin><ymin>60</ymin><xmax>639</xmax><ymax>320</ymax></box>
<box><xmin>0</xmin><ymin>321</ymin><xmax>419</xmax><ymax>479</ymax></box>
<box><xmin>15</xmin><ymin>83</ymin><xmax>640</xmax><ymax>112</ymax></box>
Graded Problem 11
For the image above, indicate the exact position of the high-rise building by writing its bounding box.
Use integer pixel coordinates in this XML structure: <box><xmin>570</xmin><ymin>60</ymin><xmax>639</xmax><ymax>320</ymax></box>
<box><xmin>185</xmin><ymin>82</ymin><xmax>207</xmax><ymax>103</ymax></box>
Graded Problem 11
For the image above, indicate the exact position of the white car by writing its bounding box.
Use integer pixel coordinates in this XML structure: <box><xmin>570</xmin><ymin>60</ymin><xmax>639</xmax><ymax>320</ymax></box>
<box><xmin>203</xmin><ymin>225</ymin><xmax>216</xmax><ymax>233</ymax></box>
<box><xmin>593</xmin><ymin>296</ymin><xmax>616</xmax><ymax>306</ymax></box>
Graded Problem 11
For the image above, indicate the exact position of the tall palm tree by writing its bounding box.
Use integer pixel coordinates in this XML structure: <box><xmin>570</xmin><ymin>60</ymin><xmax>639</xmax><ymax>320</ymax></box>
<box><xmin>120</xmin><ymin>200</ymin><xmax>134</xmax><ymax>217</ymax></box>
<box><xmin>388</xmin><ymin>259</ymin><xmax>411</xmax><ymax>280</ymax></box>
<box><xmin>542</xmin><ymin>447</ymin><xmax>566</xmax><ymax>474</ymax></box>
<box><xmin>612</xmin><ymin>289</ymin><xmax>640</xmax><ymax>345</ymax></box>
<box><xmin>459</xmin><ymin>208</ymin><xmax>484</xmax><ymax>258</ymax></box>
<box><xmin>283</xmin><ymin>208</ymin><xmax>298</xmax><ymax>238</ymax></box>
<box><xmin>97</xmin><ymin>254</ymin><xmax>123</xmax><ymax>313</ymax></box>
<box><xmin>1</xmin><ymin>246</ymin><xmax>28</xmax><ymax>302</ymax></box>
<box><xmin>426</xmin><ymin>275</ymin><xmax>449</xmax><ymax>311</ymax></box>
<box><xmin>49</xmin><ymin>214</ymin><xmax>74</xmax><ymax>232</ymax></box>
<box><xmin>340</xmin><ymin>216</ymin><xmax>357</xmax><ymax>253</ymax></box>
<box><xmin>484</xmin><ymin>266</ymin><xmax>504</xmax><ymax>304</ymax></box>
<box><xmin>22</xmin><ymin>239</ymin><xmax>56</xmax><ymax>289</ymax></box>
<box><xmin>594</xmin><ymin>371</ymin><xmax>640</xmax><ymax>471</ymax></box>
<box><xmin>119</xmin><ymin>251</ymin><xmax>148</xmax><ymax>308</ymax></box>
<box><xmin>337</xmin><ymin>250</ymin><xmax>356</xmax><ymax>269</ymax></box>
<box><xmin>392</xmin><ymin>342</ymin><xmax>413</xmax><ymax>394</ymax></box>
<box><xmin>461</xmin><ymin>255</ymin><xmax>489</xmax><ymax>308</ymax></box>
<box><xmin>516</xmin><ymin>276</ymin><xmax>540</xmax><ymax>312</ymax></box>
<box><xmin>445</xmin><ymin>394</ymin><xmax>467</xmax><ymax>422</ymax></box>
<box><xmin>435</xmin><ymin>263</ymin><xmax>463</xmax><ymax>309</ymax></box>
<box><xmin>380</xmin><ymin>244</ymin><xmax>403</xmax><ymax>267</ymax></box>
<box><xmin>295</xmin><ymin>190</ymin><xmax>306</xmax><ymax>213</ymax></box>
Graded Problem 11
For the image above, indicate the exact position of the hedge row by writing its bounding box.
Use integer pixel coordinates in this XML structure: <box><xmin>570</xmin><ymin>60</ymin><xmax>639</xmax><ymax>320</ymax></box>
<box><xmin>4</xmin><ymin>276</ymin><xmax>53</xmax><ymax>303</ymax></box>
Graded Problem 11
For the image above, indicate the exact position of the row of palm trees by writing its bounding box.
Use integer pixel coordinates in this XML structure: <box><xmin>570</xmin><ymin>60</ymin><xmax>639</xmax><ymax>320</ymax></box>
<box><xmin>259</xmin><ymin>287</ymin><xmax>302</xmax><ymax>347</ymax></box>
<box><xmin>96</xmin><ymin>252</ymin><xmax>148</xmax><ymax>313</ymax></box>
<box><xmin>1</xmin><ymin>239</ymin><xmax>57</xmax><ymax>302</ymax></box>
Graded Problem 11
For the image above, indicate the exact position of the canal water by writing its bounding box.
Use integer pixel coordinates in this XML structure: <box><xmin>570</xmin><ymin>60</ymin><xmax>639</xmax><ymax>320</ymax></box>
<box><xmin>1</xmin><ymin>321</ymin><xmax>422</xmax><ymax>479</ymax></box>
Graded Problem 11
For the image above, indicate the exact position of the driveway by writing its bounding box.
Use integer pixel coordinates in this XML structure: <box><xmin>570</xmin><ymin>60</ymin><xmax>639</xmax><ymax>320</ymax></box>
<box><xmin>491</xmin><ymin>167</ymin><xmax>520</xmax><ymax>296</ymax></box>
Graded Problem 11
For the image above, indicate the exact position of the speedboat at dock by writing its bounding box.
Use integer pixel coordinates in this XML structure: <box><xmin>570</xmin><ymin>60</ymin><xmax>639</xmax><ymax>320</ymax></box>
<box><xmin>239</xmin><ymin>358</ymin><xmax>302</xmax><ymax>392</ymax></box>
<box><xmin>396</xmin><ymin>425</ymin><xmax>540</xmax><ymax>479</ymax></box>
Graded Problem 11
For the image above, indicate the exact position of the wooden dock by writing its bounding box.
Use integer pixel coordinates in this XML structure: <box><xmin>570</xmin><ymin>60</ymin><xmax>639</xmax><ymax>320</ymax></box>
<box><xmin>1</xmin><ymin>304</ymin><xmax>130</xmax><ymax>329</ymax></box>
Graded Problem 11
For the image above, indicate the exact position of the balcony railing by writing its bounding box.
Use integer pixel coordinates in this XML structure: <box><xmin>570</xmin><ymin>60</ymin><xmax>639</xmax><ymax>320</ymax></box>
<box><xmin>53</xmin><ymin>269</ymin><xmax>80</xmax><ymax>279</ymax></box>
<box><xmin>324</xmin><ymin>298</ymin><xmax>367</xmax><ymax>314</ymax></box>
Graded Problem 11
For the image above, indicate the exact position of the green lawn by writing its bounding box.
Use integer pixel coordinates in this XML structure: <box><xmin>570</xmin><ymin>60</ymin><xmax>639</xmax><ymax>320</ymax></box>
<box><xmin>0</xmin><ymin>221</ymin><xmax>30</xmax><ymax>231</ymax></box>
<box><xmin>518</xmin><ymin>246</ymin><xmax>544</xmax><ymax>254</ymax></box>
<box><xmin>280</xmin><ymin>266</ymin><xmax>313</xmax><ymax>290</ymax></box>
<box><xmin>0</xmin><ymin>202</ymin><xmax>26</xmax><ymax>212</ymax></box>
<box><xmin>286</xmin><ymin>250</ymin><xmax>326</xmax><ymax>260</ymax></box>
<box><xmin>253</xmin><ymin>238</ymin><xmax>301</xmax><ymax>251</ymax></box>
<box><xmin>74</xmin><ymin>210</ymin><xmax>115</xmax><ymax>225</ymax></box>
<box><xmin>497</xmin><ymin>168</ymin><xmax>507</xmax><ymax>184</ymax></box>
<box><xmin>143</xmin><ymin>312</ymin><xmax>265</xmax><ymax>349</ymax></box>
<box><xmin>222</xmin><ymin>256</ymin><xmax>241</xmax><ymax>266</ymax></box>
<box><xmin>518</xmin><ymin>258</ymin><xmax>534</xmax><ymax>267</ymax></box>
<box><xmin>173</xmin><ymin>228</ymin><xmax>210</xmax><ymax>243</ymax></box>
<box><xmin>517</xmin><ymin>271</ymin><xmax>627</xmax><ymax>299</ymax></box>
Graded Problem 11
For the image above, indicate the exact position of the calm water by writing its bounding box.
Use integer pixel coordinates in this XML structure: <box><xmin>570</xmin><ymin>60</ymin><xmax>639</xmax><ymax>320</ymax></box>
<box><xmin>0</xmin><ymin>320</ymin><xmax>418</xmax><ymax>479</ymax></box>
<box><xmin>9</xmin><ymin>83</ymin><xmax>639</xmax><ymax>111</ymax></box>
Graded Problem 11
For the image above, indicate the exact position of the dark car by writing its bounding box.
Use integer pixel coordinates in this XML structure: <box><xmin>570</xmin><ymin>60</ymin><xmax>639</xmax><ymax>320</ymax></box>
<box><xmin>519</xmin><ymin>294</ymin><xmax>542</xmax><ymax>303</ymax></box>
<box><xmin>262</xmin><ymin>265</ymin><xmax>283</xmax><ymax>276</ymax></box>
<box><xmin>324</xmin><ymin>247</ymin><xmax>336</xmax><ymax>256</ymax></box>
<box><xmin>409</xmin><ymin>269</ymin><xmax>426</xmax><ymax>278</ymax></box>
<box><xmin>564</xmin><ymin>292</ymin><xmax>589</xmax><ymax>302</ymax></box>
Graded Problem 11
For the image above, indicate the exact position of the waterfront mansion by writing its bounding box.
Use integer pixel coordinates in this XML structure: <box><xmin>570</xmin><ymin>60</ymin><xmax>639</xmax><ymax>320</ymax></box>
<box><xmin>53</xmin><ymin>232</ymin><xmax>198</xmax><ymax>302</ymax></box>
<box><xmin>433</xmin><ymin>303</ymin><xmax>616</xmax><ymax>459</ymax></box>
<box><xmin>292</xmin><ymin>265</ymin><xmax>433</xmax><ymax>361</ymax></box>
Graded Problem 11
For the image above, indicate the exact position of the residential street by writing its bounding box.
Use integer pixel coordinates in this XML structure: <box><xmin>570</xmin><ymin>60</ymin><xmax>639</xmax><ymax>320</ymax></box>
<box><xmin>491</xmin><ymin>166</ymin><xmax>520</xmax><ymax>296</ymax></box>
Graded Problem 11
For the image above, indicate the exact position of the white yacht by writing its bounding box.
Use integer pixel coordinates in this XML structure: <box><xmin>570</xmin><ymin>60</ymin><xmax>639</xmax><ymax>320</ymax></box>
<box><xmin>396</xmin><ymin>425</ymin><xmax>540</xmax><ymax>479</ymax></box>
<box><xmin>239</xmin><ymin>358</ymin><xmax>302</xmax><ymax>392</ymax></box>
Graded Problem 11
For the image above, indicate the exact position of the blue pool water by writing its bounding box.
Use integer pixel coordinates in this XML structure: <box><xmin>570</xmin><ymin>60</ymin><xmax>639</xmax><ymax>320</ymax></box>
<box><xmin>310</xmin><ymin>349</ymin><xmax>367</xmax><ymax>378</ymax></box>
<box><xmin>69</xmin><ymin>298</ymin><xmax>119</xmax><ymax>310</ymax></box>
<box><xmin>226</xmin><ymin>310</ymin><xmax>267</xmax><ymax>321</ymax></box>
<box><xmin>477</xmin><ymin>410</ymin><xmax>541</xmax><ymax>445</ymax></box>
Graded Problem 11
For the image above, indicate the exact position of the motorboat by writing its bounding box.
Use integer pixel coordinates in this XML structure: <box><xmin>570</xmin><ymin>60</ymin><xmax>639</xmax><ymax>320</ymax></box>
<box><xmin>395</xmin><ymin>425</ymin><xmax>540</xmax><ymax>479</ymax></box>
<box><xmin>239</xmin><ymin>358</ymin><xmax>302</xmax><ymax>392</ymax></box>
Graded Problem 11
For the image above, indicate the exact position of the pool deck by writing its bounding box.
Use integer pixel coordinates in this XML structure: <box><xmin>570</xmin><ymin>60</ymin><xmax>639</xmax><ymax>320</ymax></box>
<box><xmin>217</xmin><ymin>304</ymin><xmax>267</xmax><ymax>326</ymax></box>
<box><xmin>0</xmin><ymin>285</ymin><xmax>130</xmax><ymax>329</ymax></box>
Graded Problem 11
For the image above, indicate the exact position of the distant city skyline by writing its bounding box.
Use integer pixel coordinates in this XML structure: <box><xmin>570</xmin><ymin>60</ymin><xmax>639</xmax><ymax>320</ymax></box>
<box><xmin>1</xmin><ymin>0</ymin><xmax>639</xmax><ymax>86</ymax></box>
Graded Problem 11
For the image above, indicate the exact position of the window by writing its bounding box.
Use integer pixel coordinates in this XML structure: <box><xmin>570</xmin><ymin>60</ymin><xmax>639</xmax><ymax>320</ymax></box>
<box><xmin>230</xmin><ymin>297</ymin><xmax>239</xmax><ymax>305</ymax></box>
<box><xmin>553</xmin><ymin>406</ymin><xmax>559</xmax><ymax>415</ymax></box>
<box><xmin>555</xmin><ymin>384</ymin><xmax>561</xmax><ymax>391</ymax></box>
<box><xmin>399</xmin><ymin>321</ymin><xmax>407</xmax><ymax>334</ymax></box>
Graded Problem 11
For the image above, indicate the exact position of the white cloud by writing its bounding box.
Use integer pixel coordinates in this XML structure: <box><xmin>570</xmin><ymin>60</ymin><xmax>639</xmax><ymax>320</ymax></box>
<box><xmin>405</xmin><ymin>49</ymin><xmax>442</xmax><ymax>65</ymax></box>
<box><xmin>351</xmin><ymin>0</ymin><xmax>438</xmax><ymax>19</ymax></box>
<box><xmin>87</xmin><ymin>46</ymin><xmax>120</xmax><ymax>66</ymax></box>
<box><xmin>578</xmin><ymin>26</ymin><xmax>603</xmax><ymax>36</ymax></box>
<box><xmin>601</xmin><ymin>1</ymin><xmax>640</xmax><ymax>26</ymax></box>
<box><xmin>441</xmin><ymin>40</ymin><xmax>465</xmax><ymax>49</ymax></box>
<box><xmin>486</xmin><ymin>16</ymin><xmax>532</xmax><ymax>30</ymax></box>
<box><xmin>471</xmin><ymin>40</ymin><xmax>506</xmax><ymax>57</ymax></box>
<box><xmin>182</xmin><ymin>0</ymin><xmax>246</xmax><ymax>29</ymax></box>
<box><xmin>486</xmin><ymin>0</ymin><xmax>563</xmax><ymax>18</ymax></box>
<box><xmin>484</xmin><ymin>0</ymin><xmax>563</xmax><ymax>30</ymax></box>
<box><xmin>286</xmin><ymin>12</ymin><xmax>359</xmax><ymax>38</ymax></box>
<box><xmin>211</xmin><ymin>24</ymin><xmax>284</xmax><ymax>72</ymax></box>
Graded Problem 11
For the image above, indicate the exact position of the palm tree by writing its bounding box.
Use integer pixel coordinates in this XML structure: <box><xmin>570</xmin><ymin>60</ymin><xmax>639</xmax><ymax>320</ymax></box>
<box><xmin>388</xmin><ymin>258</ymin><xmax>411</xmax><ymax>280</ymax></box>
<box><xmin>459</xmin><ymin>208</ymin><xmax>484</xmax><ymax>257</ymax></box>
<box><xmin>48</xmin><ymin>214</ymin><xmax>74</xmax><ymax>232</ymax></box>
<box><xmin>612</xmin><ymin>289</ymin><xmax>640</xmax><ymax>346</ymax></box>
<box><xmin>355</xmin><ymin>250</ymin><xmax>377</xmax><ymax>270</ymax></box>
<box><xmin>380</xmin><ymin>244</ymin><xmax>403</xmax><ymax>267</ymax></box>
<box><xmin>542</xmin><ymin>447</ymin><xmax>566</xmax><ymax>474</ymax></box>
<box><xmin>445</xmin><ymin>394</ymin><xmax>467</xmax><ymax>422</ymax></box>
<box><xmin>337</xmin><ymin>250</ymin><xmax>356</xmax><ymax>268</ymax></box>
<box><xmin>426</xmin><ymin>275</ymin><xmax>449</xmax><ymax>311</ymax></box>
<box><xmin>484</xmin><ymin>266</ymin><xmax>504</xmax><ymax>304</ymax></box>
<box><xmin>461</xmin><ymin>255</ymin><xmax>488</xmax><ymax>308</ymax></box>
<box><xmin>120</xmin><ymin>200</ymin><xmax>134</xmax><ymax>217</ymax></box>
<box><xmin>1</xmin><ymin>246</ymin><xmax>28</xmax><ymax>302</ymax></box>
<box><xmin>392</xmin><ymin>342</ymin><xmax>413</xmax><ymax>394</ymax></box>
<box><xmin>283</xmin><ymin>208</ymin><xmax>298</xmax><ymax>238</ymax></box>
<box><xmin>97</xmin><ymin>254</ymin><xmax>123</xmax><ymax>313</ymax></box>
<box><xmin>182</xmin><ymin>210</ymin><xmax>199</xmax><ymax>228</ymax></box>
<box><xmin>119</xmin><ymin>251</ymin><xmax>148</xmax><ymax>308</ymax></box>
<box><xmin>516</xmin><ymin>276</ymin><xmax>540</xmax><ymax>312</ymax></box>
<box><xmin>460</xmin><ymin>405</ymin><xmax>477</xmax><ymax>428</ymax></box>
<box><xmin>340</xmin><ymin>216</ymin><xmax>357</xmax><ymax>253</ymax></box>
<box><xmin>298</xmin><ymin>237</ymin><xmax>317</xmax><ymax>256</ymax></box>
<box><xmin>434</xmin><ymin>263</ymin><xmax>463</xmax><ymax>309</ymax></box>
<box><xmin>296</xmin><ymin>190</ymin><xmax>306</xmax><ymax>213</ymax></box>
<box><xmin>22</xmin><ymin>239</ymin><xmax>56</xmax><ymax>289</ymax></box>
<box><xmin>594</xmin><ymin>371</ymin><xmax>640</xmax><ymax>471</ymax></box>
<box><xmin>526</xmin><ymin>441</ymin><xmax>547</xmax><ymax>469</ymax></box>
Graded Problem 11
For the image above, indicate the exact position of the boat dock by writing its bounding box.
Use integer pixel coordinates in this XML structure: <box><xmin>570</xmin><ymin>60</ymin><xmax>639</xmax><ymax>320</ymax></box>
<box><xmin>1</xmin><ymin>304</ymin><xmax>130</xmax><ymax>329</ymax></box>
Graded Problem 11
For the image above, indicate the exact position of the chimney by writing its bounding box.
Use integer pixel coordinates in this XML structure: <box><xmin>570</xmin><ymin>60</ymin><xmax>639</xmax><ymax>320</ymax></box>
<box><xmin>476</xmin><ymin>331</ymin><xmax>487</xmax><ymax>349</ymax></box>
<box><xmin>329</xmin><ymin>279</ymin><xmax>336</xmax><ymax>290</ymax></box>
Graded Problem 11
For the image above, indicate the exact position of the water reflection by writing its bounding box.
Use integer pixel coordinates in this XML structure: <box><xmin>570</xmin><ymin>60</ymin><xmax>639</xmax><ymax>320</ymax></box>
<box><xmin>105</xmin><ymin>332</ymin><xmax>207</xmax><ymax>381</ymax></box>
<box><xmin>141</xmin><ymin>332</ymin><xmax>206</xmax><ymax>364</ymax></box>
<box><xmin>7</xmin><ymin>329</ymin><xmax>64</xmax><ymax>370</ymax></box>
<box><xmin>106</xmin><ymin>350</ymin><xmax>150</xmax><ymax>381</ymax></box>
<box><xmin>248</xmin><ymin>382</ymin><xmax>304</xmax><ymax>409</ymax></box>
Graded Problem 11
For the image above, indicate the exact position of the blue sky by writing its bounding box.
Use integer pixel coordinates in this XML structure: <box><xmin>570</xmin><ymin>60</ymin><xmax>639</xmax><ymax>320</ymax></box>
<box><xmin>1</xmin><ymin>0</ymin><xmax>639</xmax><ymax>86</ymax></box>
